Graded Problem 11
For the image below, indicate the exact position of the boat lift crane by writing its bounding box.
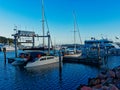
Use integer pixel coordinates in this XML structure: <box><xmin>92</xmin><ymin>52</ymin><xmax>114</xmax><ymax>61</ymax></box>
<box><xmin>12</xmin><ymin>28</ymin><xmax>51</xmax><ymax>58</ymax></box>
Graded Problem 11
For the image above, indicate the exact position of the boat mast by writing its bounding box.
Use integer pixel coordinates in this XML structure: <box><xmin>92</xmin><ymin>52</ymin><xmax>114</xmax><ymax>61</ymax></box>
<box><xmin>73</xmin><ymin>11</ymin><xmax>82</xmax><ymax>44</ymax></box>
<box><xmin>73</xmin><ymin>11</ymin><xmax>76</xmax><ymax>53</ymax></box>
<box><xmin>42</xmin><ymin>0</ymin><xmax>45</xmax><ymax>47</ymax></box>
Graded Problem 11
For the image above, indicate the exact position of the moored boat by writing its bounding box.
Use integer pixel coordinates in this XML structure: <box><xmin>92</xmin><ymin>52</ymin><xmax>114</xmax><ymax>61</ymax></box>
<box><xmin>8</xmin><ymin>0</ymin><xmax>60</xmax><ymax>68</ymax></box>
<box><xmin>25</xmin><ymin>55</ymin><xmax>59</xmax><ymax>68</ymax></box>
<box><xmin>83</xmin><ymin>38</ymin><xmax>120</xmax><ymax>56</ymax></box>
<box><xmin>0</xmin><ymin>44</ymin><xmax>16</xmax><ymax>51</ymax></box>
<box><xmin>11</xmin><ymin>50</ymin><xmax>59</xmax><ymax>68</ymax></box>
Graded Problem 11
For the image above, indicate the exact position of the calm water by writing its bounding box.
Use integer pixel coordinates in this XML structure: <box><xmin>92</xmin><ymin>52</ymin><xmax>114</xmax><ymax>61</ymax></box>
<box><xmin>0</xmin><ymin>51</ymin><xmax>120</xmax><ymax>90</ymax></box>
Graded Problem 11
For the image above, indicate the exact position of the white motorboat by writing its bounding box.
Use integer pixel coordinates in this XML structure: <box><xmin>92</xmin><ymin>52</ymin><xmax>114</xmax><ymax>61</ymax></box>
<box><xmin>11</xmin><ymin>58</ymin><xmax>27</xmax><ymax>66</ymax></box>
<box><xmin>11</xmin><ymin>51</ymin><xmax>59</xmax><ymax>68</ymax></box>
<box><xmin>25</xmin><ymin>55</ymin><xmax>59</xmax><ymax>68</ymax></box>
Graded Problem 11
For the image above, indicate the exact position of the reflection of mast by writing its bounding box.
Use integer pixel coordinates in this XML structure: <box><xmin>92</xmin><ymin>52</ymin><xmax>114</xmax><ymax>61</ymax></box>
<box><xmin>42</xmin><ymin>0</ymin><xmax>45</xmax><ymax>46</ymax></box>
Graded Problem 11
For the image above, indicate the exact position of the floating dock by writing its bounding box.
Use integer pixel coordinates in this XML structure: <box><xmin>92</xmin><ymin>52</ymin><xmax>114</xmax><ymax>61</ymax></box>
<box><xmin>63</xmin><ymin>56</ymin><xmax>102</xmax><ymax>66</ymax></box>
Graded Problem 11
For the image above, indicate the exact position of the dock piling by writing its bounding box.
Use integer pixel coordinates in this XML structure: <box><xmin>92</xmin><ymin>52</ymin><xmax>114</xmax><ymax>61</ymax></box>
<box><xmin>3</xmin><ymin>48</ymin><xmax>6</xmax><ymax>64</ymax></box>
<box><xmin>59</xmin><ymin>50</ymin><xmax>62</xmax><ymax>81</ymax></box>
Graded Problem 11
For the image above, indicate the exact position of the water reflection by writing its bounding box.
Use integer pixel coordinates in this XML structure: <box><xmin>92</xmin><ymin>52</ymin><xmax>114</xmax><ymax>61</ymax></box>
<box><xmin>25</xmin><ymin>63</ymin><xmax>59</xmax><ymax>73</ymax></box>
<box><xmin>1</xmin><ymin>51</ymin><xmax>120</xmax><ymax>90</ymax></box>
<box><xmin>59</xmin><ymin>61</ymin><xmax>62</xmax><ymax>82</ymax></box>
<box><xmin>11</xmin><ymin>63</ymin><xmax>61</xmax><ymax>90</ymax></box>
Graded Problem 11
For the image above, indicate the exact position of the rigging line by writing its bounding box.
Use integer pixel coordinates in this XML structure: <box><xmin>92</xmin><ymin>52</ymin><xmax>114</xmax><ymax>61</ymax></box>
<box><xmin>42</xmin><ymin>0</ymin><xmax>45</xmax><ymax>46</ymax></box>
<box><xmin>73</xmin><ymin>11</ymin><xmax>82</xmax><ymax>44</ymax></box>
<box><xmin>73</xmin><ymin>11</ymin><xmax>77</xmax><ymax>52</ymax></box>
<box><xmin>44</xmin><ymin>13</ymin><xmax>53</xmax><ymax>46</ymax></box>
<box><xmin>77</xmin><ymin>22</ymin><xmax>82</xmax><ymax>44</ymax></box>
<box><xmin>41</xmin><ymin>0</ymin><xmax>52</xmax><ymax>47</ymax></box>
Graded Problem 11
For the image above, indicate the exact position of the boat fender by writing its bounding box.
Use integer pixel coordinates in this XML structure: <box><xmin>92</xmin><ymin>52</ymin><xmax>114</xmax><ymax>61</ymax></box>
<box><xmin>37</xmin><ymin>54</ymin><xmax>41</xmax><ymax>58</ymax></box>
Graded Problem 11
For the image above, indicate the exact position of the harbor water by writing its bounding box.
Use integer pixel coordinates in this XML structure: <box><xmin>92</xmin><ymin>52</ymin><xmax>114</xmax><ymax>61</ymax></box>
<box><xmin>0</xmin><ymin>51</ymin><xmax>120</xmax><ymax>90</ymax></box>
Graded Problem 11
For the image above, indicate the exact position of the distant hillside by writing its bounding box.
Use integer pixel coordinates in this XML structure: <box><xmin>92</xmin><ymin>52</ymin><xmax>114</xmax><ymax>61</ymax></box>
<box><xmin>0</xmin><ymin>36</ymin><xmax>14</xmax><ymax>44</ymax></box>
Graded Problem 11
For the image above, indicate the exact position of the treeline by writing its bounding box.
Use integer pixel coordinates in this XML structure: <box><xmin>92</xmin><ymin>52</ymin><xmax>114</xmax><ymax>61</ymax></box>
<box><xmin>0</xmin><ymin>36</ymin><xmax>14</xmax><ymax>44</ymax></box>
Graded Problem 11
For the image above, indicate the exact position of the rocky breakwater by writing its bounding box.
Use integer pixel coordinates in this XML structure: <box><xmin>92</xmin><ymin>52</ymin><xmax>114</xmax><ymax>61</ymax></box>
<box><xmin>77</xmin><ymin>65</ymin><xmax>120</xmax><ymax>90</ymax></box>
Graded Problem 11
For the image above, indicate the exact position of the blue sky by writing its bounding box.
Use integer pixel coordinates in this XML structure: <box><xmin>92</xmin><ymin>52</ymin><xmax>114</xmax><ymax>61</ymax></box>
<box><xmin>0</xmin><ymin>0</ymin><xmax>120</xmax><ymax>45</ymax></box>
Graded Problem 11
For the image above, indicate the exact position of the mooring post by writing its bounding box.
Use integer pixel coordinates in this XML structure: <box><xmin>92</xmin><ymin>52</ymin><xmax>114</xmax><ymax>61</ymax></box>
<box><xmin>32</xmin><ymin>36</ymin><xmax>35</xmax><ymax>48</ymax></box>
<box><xmin>59</xmin><ymin>49</ymin><xmax>62</xmax><ymax>81</ymax></box>
<box><xmin>59</xmin><ymin>50</ymin><xmax>62</xmax><ymax>65</ymax></box>
<box><xmin>14</xmin><ymin>36</ymin><xmax>18</xmax><ymax>58</ymax></box>
<box><xmin>3</xmin><ymin>48</ymin><xmax>6</xmax><ymax>64</ymax></box>
<box><xmin>98</xmin><ymin>44</ymin><xmax>100</xmax><ymax>59</ymax></box>
<box><xmin>48</xmin><ymin>34</ymin><xmax>50</xmax><ymax>55</ymax></box>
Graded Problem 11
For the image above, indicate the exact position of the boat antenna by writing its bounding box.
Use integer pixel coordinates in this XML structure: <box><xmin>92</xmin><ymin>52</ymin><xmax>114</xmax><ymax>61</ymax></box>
<box><xmin>42</xmin><ymin>0</ymin><xmax>45</xmax><ymax>47</ymax></box>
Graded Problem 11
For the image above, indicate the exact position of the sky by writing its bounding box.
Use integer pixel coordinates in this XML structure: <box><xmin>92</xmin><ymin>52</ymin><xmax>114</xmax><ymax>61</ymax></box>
<box><xmin>0</xmin><ymin>0</ymin><xmax>120</xmax><ymax>45</ymax></box>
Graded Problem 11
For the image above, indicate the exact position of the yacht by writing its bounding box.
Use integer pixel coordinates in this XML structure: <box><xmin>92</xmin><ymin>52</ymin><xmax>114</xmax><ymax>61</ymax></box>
<box><xmin>11</xmin><ymin>50</ymin><xmax>59</xmax><ymax>68</ymax></box>
<box><xmin>83</xmin><ymin>38</ymin><xmax>120</xmax><ymax>56</ymax></box>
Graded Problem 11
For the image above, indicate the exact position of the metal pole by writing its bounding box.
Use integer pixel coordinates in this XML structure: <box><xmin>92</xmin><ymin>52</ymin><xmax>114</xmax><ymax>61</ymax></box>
<box><xmin>73</xmin><ymin>11</ymin><xmax>76</xmax><ymax>54</ymax></box>
<box><xmin>48</xmin><ymin>35</ymin><xmax>50</xmax><ymax>55</ymax></box>
<box><xmin>59</xmin><ymin>50</ymin><xmax>62</xmax><ymax>81</ymax></box>
<box><xmin>98</xmin><ymin>44</ymin><xmax>100</xmax><ymax>59</ymax></box>
<box><xmin>32</xmin><ymin>36</ymin><xmax>35</xmax><ymax>47</ymax></box>
<box><xmin>14</xmin><ymin>36</ymin><xmax>17</xmax><ymax>57</ymax></box>
<box><xmin>3</xmin><ymin>48</ymin><xmax>6</xmax><ymax>64</ymax></box>
<box><xmin>42</xmin><ymin>0</ymin><xmax>45</xmax><ymax>47</ymax></box>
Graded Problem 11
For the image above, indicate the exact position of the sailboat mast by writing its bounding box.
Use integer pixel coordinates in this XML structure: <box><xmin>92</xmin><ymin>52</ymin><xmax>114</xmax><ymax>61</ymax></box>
<box><xmin>42</xmin><ymin>0</ymin><xmax>45</xmax><ymax>47</ymax></box>
<box><xmin>73</xmin><ymin>11</ymin><xmax>76</xmax><ymax>53</ymax></box>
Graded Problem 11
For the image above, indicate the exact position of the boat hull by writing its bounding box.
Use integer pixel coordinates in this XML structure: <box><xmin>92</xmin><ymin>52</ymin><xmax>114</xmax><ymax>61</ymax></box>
<box><xmin>11</xmin><ymin>58</ymin><xmax>27</xmax><ymax>66</ymax></box>
<box><xmin>63</xmin><ymin>53</ymin><xmax>81</xmax><ymax>58</ymax></box>
<box><xmin>24</xmin><ymin>57</ymin><xmax>59</xmax><ymax>68</ymax></box>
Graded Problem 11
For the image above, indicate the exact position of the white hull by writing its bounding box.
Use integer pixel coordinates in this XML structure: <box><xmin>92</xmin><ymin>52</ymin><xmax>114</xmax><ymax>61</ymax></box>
<box><xmin>24</xmin><ymin>57</ymin><xmax>59</xmax><ymax>68</ymax></box>
<box><xmin>3</xmin><ymin>47</ymin><xmax>15</xmax><ymax>51</ymax></box>
<box><xmin>11</xmin><ymin>58</ymin><xmax>27</xmax><ymax>66</ymax></box>
<box><xmin>63</xmin><ymin>53</ymin><xmax>82</xmax><ymax>58</ymax></box>
<box><xmin>0</xmin><ymin>45</ymin><xmax>16</xmax><ymax>51</ymax></box>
